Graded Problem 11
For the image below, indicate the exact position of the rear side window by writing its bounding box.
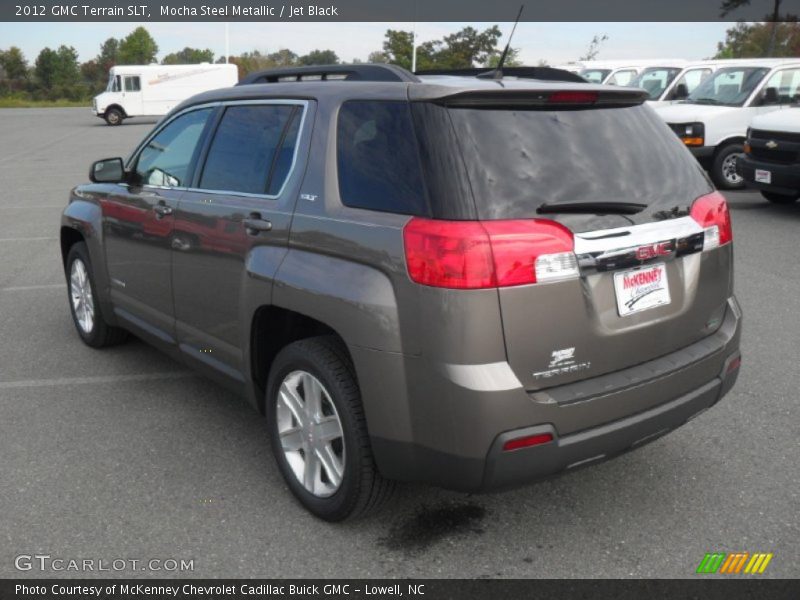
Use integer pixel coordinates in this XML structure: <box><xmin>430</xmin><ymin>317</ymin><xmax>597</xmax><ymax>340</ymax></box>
<box><xmin>200</xmin><ymin>104</ymin><xmax>301</xmax><ymax>195</ymax></box>
<box><xmin>124</xmin><ymin>76</ymin><xmax>140</xmax><ymax>92</ymax></box>
<box><xmin>337</xmin><ymin>101</ymin><xmax>428</xmax><ymax>215</ymax></box>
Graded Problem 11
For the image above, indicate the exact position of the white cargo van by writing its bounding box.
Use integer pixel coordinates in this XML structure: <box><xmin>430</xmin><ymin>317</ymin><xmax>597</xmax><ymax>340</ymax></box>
<box><xmin>655</xmin><ymin>59</ymin><xmax>800</xmax><ymax>189</ymax></box>
<box><xmin>92</xmin><ymin>64</ymin><xmax>238</xmax><ymax>125</ymax></box>
<box><xmin>737</xmin><ymin>107</ymin><xmax>800</xmax><ymax>203</ymax></box>
<box><xmin>579</xmin><ymin>59</ymin><xmax>687</xmax><ymax>86</ymax></box>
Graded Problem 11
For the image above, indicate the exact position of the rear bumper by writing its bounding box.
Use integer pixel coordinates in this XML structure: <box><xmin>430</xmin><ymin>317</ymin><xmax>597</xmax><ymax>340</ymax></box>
<box><xmin>483</xmin><ymin>363</ymin><xmax>738</xmax><ymax>489</ymax></box>
<box><xmin>368</xmin><ymin>296</ymin><xmax>742</xmax><ymax>491</ymax></box>
<box><xmin>737</xmin><ymin>155</ymin><xmax>800</xmax><ymax>195</ymax></box>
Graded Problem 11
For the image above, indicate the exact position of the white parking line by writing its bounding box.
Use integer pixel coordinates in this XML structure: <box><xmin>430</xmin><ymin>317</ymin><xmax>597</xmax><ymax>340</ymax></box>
<box><xmin>0</xmin><ymin>371</ymin><xmax>196</xmax><ymax>390</ymax></box>
<box><xmin>0</xmin><ymin>237</ymin><xmax>58</xmax><ymax>242</ymax></box>
<box><xmin>1</xmin><ymin>283</ymin><xmax>65</xmax><ymax>291</ymax></box>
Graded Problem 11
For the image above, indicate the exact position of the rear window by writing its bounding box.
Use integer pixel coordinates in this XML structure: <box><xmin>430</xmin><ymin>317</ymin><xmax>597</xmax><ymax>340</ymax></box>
<box><xmin>337</xmin><ymin>101</ymin><xmax>428</xmax><ymax>215</ymax></box>
<box><xmin>422</xmin><ymin>103</ymin><xmax>711</xmax><ymax>221</ymax></box>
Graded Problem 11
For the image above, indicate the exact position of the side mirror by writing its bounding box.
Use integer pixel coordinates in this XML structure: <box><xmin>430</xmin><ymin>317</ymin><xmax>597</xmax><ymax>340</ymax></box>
<box><xmin>89</xmin><ymin>157</ymin><xmax>126</xmax><ymax>183</ymax></box>
<box><xmin>761</xmin><ymin>87</ymin><xmax>779</xmax><ymax>106</ymax></box>
<box><xmin>673</xmin><ymin>83</ymin><xmax>689</xmax><ymax>100</ymax></box>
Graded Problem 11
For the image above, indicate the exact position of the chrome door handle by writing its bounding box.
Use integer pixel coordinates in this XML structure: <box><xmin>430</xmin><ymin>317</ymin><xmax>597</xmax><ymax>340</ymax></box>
<box><xmin>153</xmin><ymin>204</ymin><xmax>173</xmax><ymax>218</ymax></box>
<box><xmin>243</xmin><ymin>216</ymin><xmax>273</xmax><ymax>235</ymax></box>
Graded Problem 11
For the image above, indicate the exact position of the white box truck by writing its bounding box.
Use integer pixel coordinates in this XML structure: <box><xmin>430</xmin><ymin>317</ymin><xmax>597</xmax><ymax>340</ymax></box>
<box><xmin>92</xmin><ymin>63</ymin><xmax>238</xmax><ymax>125</ymax></box>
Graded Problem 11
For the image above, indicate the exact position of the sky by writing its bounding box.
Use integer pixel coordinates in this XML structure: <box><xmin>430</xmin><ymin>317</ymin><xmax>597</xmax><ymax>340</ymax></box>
<box><xmin>0</xmin><ymin>22</ymin><xmax>733</xmax><ymax>66</ymax></box>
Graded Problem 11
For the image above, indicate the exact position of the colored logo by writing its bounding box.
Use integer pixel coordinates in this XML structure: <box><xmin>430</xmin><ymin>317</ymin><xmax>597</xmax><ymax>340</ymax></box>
<box><xmin>696</xmin><ymin>552</ymin><xmax>773</xmax><ymax>574</ymax></box>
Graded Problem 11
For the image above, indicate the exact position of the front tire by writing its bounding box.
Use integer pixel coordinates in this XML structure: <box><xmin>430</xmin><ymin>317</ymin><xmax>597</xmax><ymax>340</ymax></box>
<box><xmin>761</xmin><ymin>190</ymin><xmax>799</xmax><ymax>204</ymax></box>
<box><xmin>104</xmin><ymin>108</ymin><xmax>124</xmax><ymax>126</ymax></box>
<box><xmin>712</xmin><ymin>143</ymin><xmax>745</xmax><ymax>190</ymax></box>
<box><xmin>266</xmin><ymin>336</ymin><xmax>393</xmax><ymax>521</ymax></box>
<box><xmin>66</xmin><ymin>242</ymin><xmax>128</xmax><ymax>348</ymax></box>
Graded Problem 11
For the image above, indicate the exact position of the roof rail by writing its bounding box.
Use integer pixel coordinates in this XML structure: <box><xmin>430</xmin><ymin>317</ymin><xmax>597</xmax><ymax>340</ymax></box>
<box><xmin>415</xmin><ymin>66</ymin><xmax>587</xmax><ymax>84</ymax></box>
<box><xmin>238</xmin><ymin>64</ymin><xmax>419</xmax><ymax>85</ymax></box>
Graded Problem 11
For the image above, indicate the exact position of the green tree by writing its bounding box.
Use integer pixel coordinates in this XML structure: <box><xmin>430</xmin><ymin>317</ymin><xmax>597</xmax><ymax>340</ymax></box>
<box><xmin>377</xmin><ymin>26</ymin><xmax>506</xmax><ymax>71</ymax></box>
<box><xmin>0</xmin><ymin>46</ymin><xmax>28</xmax><ymax>80</ymax></box>
<box><xmin>267</xmin><ymin>48</ymin><xmax>298</xmax><ymax>67</ymax></box>
<box><xmin>720</xmin><ymin>0</ymin><xmax>784</xmax><ymax>56</ymax></box>
<box><xmin>715</xmin><ymin>20</ymin><xmax>800</xmax><ymax>58</ymax></box>
<box><xmin>367</xmin><ymin>50</ymin><xmax>388</xmax><ymax>63</ymax></box>
<box><xmin>162</xmin><ymin>47</ymin><xmax>215</xmax><ymax>64</ymax></box>
<box><xmin>98</xmin><ymin>37</ymin><xmax>119</xmax><ymax>70</ymax></box>
<box><xmin>118</xmin><ymin>27</ymin><xmax>159</xmax><ymax>64</ymax></box>
<box><xmin>297</xmin><ymin>49</ymin><xmax>339</xmax><ymax>66</ymax></box>
<box><xmin>485</xmin><ymin>47</ymin><xmax>523</xmax><ymax>68</ymax></box>
<box><xmin>434</xmin><ymin>26</ymin><xmax>503</xmax><ymax>68</ymax></box>
<box><xmin>34</xmin><ymin>45</ymin><xmax>82</xmax><ymax>99</ymax></box>
<box><xmin>380</xmin><ymin>30</ymin><xmax>415</xmax><ymax>70</ymax></box>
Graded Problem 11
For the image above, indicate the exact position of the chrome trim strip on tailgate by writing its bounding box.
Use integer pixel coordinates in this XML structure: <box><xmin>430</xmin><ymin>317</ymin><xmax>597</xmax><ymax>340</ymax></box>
<box><xmin>573</xmin><ymin>216</ymin><xmax>705</xmax><ymax>274</ymax></box>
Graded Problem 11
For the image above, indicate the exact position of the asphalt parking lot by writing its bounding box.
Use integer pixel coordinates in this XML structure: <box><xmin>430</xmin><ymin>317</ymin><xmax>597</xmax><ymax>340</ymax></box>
<box><xmin>0</xmin><ymin>107</ymin><xmax>798</xmax><ymax>579</ymax></box>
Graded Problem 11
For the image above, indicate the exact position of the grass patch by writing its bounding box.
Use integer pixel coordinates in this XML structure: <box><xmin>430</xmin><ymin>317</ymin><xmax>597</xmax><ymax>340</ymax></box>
<box><xmin>0</xmin><ymin>98</ymin><xmax>90</xmax><ymax>108</ymax></box>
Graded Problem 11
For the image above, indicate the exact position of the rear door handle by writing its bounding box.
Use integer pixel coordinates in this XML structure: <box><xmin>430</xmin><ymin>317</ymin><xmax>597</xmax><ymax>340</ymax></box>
<box><xmin>243</xmin><ymin>215</ymin><xmax>273</xmax><ymax>235</ymax></box>
<box><xmin>153</xmin><ymin>204</ymin><xmax>173</xmax><ymax>218</ymax></box>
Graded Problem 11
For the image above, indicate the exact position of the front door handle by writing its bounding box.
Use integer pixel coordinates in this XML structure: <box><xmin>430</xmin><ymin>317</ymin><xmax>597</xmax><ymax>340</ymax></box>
<box><xmin>243</xmin><ymin>214</ymin><xmax>273</xmax><ymax>235</ymax></box>
<box><xmin>153</xmin><ymin>203</ymin><xmax>173</xmax><ymax>218</ymax></box>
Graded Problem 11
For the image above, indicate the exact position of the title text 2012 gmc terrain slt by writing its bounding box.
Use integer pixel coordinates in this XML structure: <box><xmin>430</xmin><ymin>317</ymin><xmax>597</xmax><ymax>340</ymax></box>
<box><xmin>60</xmin><ymin>65</ymin><xmax>742</xmax><ymax>521</ymax></box>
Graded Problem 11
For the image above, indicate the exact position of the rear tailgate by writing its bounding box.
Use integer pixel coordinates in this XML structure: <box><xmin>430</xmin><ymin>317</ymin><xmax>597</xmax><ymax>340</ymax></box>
<box><xmin>412</xmin><ymin>90</ymin><xmax>733</xmax><ymax>393</ymax></box>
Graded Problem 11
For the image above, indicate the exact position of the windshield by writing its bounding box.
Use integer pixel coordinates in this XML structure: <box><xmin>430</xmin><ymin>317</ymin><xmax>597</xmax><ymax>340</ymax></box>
<box><xmin>580</xmin><ymin>69</ymin><xmax>611</xmax><ymax>84</ymax></box>
<box><xmin>687</xmin><ymin>67</ymin><xmax>770</xmax><ymax>106</ymax></box>
<box><xmin>106</xmin><ymin>74</ymin><xmax>121</xmax><ymax>92</ymax></box>
<box><xmin>629</xmin><ymin>67</ymin><xmax>682</xmax><ymax>99</ymax></box>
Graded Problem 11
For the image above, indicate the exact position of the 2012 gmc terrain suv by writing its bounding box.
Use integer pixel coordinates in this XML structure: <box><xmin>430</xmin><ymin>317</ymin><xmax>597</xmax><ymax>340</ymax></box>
<box><xmin>60</xmin><ymin>65</ymin><xmax>742</xmax><ymax>521</ymax></box>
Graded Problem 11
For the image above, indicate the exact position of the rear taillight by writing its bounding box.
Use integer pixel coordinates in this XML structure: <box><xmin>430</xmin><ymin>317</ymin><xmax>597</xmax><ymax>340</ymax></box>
<box><xmin>403</xmin><ymin>218</ymin><xmax>577</xmax><ymax>289</ymax></box>
<box><xmin>690</xmin><ymin>191</ymin><xmax>733</xmax><ymax>250</ymax></box>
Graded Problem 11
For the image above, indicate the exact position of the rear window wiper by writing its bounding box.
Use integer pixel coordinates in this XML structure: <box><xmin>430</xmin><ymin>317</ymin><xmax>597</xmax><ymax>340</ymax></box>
<box><xmin>537</xmin><ymin>201</ymin><xmax>647</xmax><ymax>215</ymax></box>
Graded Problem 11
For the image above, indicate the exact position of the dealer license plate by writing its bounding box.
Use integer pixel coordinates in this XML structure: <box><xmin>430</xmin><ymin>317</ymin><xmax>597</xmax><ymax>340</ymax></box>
<box><xmin>613</xmin><ymin>263</ymin><xmax>671</xmax><ymax>317</ymax></box>
<box><xmin>755</xmin><ymin>169</ymin><xmax>772</xmax><ymax>184</ymax></box>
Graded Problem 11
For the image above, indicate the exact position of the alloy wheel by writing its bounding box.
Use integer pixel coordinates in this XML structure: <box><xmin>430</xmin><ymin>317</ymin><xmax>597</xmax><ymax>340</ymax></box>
<box><xmin>276</xmin><ymin>370</ymin><xmax>345</xmax><ymax>498</ymax></box>
<box><xmin>70</xmin><ymin>258</ymin><xmax>95</xmax><ymax>334</ymax></box>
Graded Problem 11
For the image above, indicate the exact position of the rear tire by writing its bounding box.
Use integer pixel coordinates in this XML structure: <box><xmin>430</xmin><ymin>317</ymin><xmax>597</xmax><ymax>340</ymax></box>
<box><xmin>711</xmin><ymin>143</ymin><xmax>745</xmax><ymax>190</ymax></box>
<box><xmin>66</xmin><ymin>242</ymin><xmax>128</xmax><ymax>348</ymax></box>
<box><xmin>104</xmin><ymin>108</ymin><xmax>123</xmax><ymax>126</ymax></box>
<box><xmin>761</xmin><ymin>190</ymin><xmax>799</xmax><ymax>204</ymax></box>
<box><xmin>266</xmin><ymin>336</ymin><xmax>394</xmax><ymax>521</ymax></box>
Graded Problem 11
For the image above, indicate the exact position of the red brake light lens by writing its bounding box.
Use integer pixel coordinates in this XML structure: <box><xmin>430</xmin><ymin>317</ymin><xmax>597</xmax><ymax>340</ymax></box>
<box><xmin>548</xmin><ymin>91</ymin><xmax>598</xmax><ymax>104</ymax></box>
<box><xmin>403</xmin><ymin>218</ymin><xmax>577</xmax><ymax>289</ymax></box>
<box><xmin>690</xmin><ymin>191</ymin><xmax>732</xmax><ymax>249</ymax></box>
<box><xmin>502</xmin><ymin>433</ymin><xmax>554</xmax><ymax>452</ymax></box>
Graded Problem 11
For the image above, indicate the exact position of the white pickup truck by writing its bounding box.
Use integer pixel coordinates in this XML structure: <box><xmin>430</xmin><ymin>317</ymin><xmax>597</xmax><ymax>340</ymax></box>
<box><xmin>737</xmin><ymin>107</ymin><xmax>800</xmax><ymax>204</ymax></box>
<box><xmin>654</xmin><ymin>59</ymin><xmax>800</xmax><ymax>189</ymax></box>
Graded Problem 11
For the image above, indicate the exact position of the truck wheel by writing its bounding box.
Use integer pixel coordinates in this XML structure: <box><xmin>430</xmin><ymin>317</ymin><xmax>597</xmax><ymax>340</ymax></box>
<box><xmin>266</xmin><ymin>336</ymin><xmax>394</xmax><ymax>521</ymax></box>
<box><xmin>66</xmin><ymin>242</ymin><xmax>128</xmax><ymax>348</ymax></box>
<box><xmin>712</xmin><ymin>143</ymin><xmax>745</xmax><ymax>190</ymax></box>
<box><xmin>104</xmin><ymin>108</ymin><xmax>124</xmax><ymax>126</ymax></box>
<box><xmin>761</xmin><ymin>191</ymin><xmax>799</xmax><ymax>204</ymax></box>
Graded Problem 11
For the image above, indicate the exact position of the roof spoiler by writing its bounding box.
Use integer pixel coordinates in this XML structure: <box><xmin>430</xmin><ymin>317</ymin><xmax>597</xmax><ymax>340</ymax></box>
<box><xmin>238</xmin><ymin>64</ymin><xmax>420</xmax><ymax>85</ymax></box>
<box><xmin>416</xmin><ymin>66</ymin><xmax>587</xmax><ymax>84</ymax></box>
<box><xmin>425</xmin><ymin>88</ymin><xmax>650</xmax><ymax>107</ymax></box>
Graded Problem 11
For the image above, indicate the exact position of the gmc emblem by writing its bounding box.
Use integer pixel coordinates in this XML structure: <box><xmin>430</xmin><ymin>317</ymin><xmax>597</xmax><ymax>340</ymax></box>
<box><xmin>635</xmin><ymin>241</ymin><xmax>673</xmax><ymax>261</ymax></box>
